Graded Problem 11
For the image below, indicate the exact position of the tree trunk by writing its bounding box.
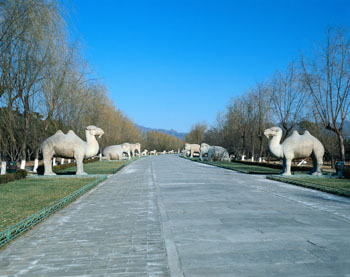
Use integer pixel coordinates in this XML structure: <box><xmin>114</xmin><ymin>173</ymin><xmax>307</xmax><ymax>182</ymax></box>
<box><xmin>258</xmin><ymin>135</ymin><xmax>264</xmax><ymax>158</ymax></box>
<box><xmin>241</xmin><ymin>134</ymin><xmax>246</xmax><ymax>157</ymax></box>
<box><xmin>337</xmin><ymin>131</ymin><xmax>345</xmax><ymax>161</ymax></box>
<box><xmin>251</xmin><ymin>135</ymin><xmax>255</xmax><ymax>160</ymax></box>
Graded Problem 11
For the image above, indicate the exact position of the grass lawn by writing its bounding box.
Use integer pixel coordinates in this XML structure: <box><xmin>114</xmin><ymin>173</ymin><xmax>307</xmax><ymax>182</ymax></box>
<box><xmin>207</xmin><ymin>161</ymin><xmax>281</xmax><ymax>174</ymax></box>
<box><xmin>57</xmin><ymin>160</ymin><xmax>129</xmax><ymax>175</ymax></box>
<box><xmin>0</xmin><ymin>177</ymin><xmax>98</xmax><ymax>232</ymax></box>
<box><xmin>267</xmin><ymin>175</ymin><xmax>350</xmax><ymax>198</ymax></box>
<box><xmin>187</xmin><ymin>158</ymin><xmax>281</xmax><ymax>174</ymax></box>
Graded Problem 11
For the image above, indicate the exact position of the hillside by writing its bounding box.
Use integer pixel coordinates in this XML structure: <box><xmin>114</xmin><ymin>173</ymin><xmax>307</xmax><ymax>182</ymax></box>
<box><xmin>136</xmin><ymin>125</ymin><xmax>187</xmax><ymax>140</ymax></box>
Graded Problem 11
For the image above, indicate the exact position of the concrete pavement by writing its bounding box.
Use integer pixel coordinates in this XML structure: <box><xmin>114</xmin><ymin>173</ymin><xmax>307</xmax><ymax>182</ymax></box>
<box><xmin>1</xmin><ymin>155</ymin><xmax>350</xmax><ymax>276</ymax></box>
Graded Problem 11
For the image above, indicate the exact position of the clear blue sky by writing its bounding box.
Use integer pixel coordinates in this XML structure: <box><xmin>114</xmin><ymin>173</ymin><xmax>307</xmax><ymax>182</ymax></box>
<box><xmin>67</xmin><ymin>0</ymin><xmax>350</xmax><ymax>133</ymax></box>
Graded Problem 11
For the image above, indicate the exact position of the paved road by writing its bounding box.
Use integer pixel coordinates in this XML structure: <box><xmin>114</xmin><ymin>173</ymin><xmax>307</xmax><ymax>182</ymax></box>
<box><xmin>1</xmin><ymin>156</ymin><xmax>350</xmax><ymax>276</ymax></box>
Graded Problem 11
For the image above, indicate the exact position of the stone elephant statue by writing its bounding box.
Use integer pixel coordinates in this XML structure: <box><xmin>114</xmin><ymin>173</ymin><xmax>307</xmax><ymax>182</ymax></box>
<box><xmin>103</xmin><ymin>144</ymin><xmax>130</xmax><ymax>160</ymax></box>
<box><xmin>184</xmin><ymin>143</ymin><xmax>200</xmax><ymax>158</ymax></box>
<box><xmin>199</xmin><ymin>143</ymin><xmax>210</xmax><ymax>161</ymax></box>
<box><xmin>205</xmin><ymin>146</ymin><xmax>230</xmax><ymax>162</ymax></box>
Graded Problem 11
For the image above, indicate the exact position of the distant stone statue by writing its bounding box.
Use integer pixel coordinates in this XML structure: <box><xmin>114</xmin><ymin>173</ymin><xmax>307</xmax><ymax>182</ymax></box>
<box><xmin>41</xmin><ymin>126</ymin><xmax>104</xmax><ymax>175</ymax></box>
<box><xmin>264</xmin><ymin>126</ymin><xmax>324</xmax><ymax>176</ymax></box>
<box><xmin>184</xmin><ymin>143</ymin><xmax>200</xmax><ymax>158</ymax></box>
<box><xmin>103</xmin><ymin>144</ymin><xmax>129</xmax><ymax>160</ymax></box>
<box><xmin>205</xmin><ymin>146</ymin><xmax>230</xmax><ymax>162</ymax></box>
<box><xmin>129</xmin><ymin>143</ymin><xmax>141</xmax><ymax>157</ymax></box>
<box><xmin>121</xmin><ymin>143</ymin><xmax>132</xmax><ymax>159</ymax></box>
<box><xmin>199</xmin><ymin>143</ymin><xmax>210</xmax><ymax>161</ymax></box>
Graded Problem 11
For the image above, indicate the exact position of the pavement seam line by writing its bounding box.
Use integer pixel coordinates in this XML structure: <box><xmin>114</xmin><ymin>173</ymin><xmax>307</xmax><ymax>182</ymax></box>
<box><xmin>151</xmin><ymin>160</ymin><xmax>184</xmax><ymax>277</ymax></box>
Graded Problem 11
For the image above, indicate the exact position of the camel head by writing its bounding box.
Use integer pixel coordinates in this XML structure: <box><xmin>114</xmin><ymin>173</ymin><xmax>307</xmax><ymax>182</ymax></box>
<box><xmin>86</xmin><ymin>125</ymin><xmax>104</xmax><ymax>138</ymax></box>
<box><xmin>264</xmin><ymin>126</ymin><xmax>283</xmax><ymax>139</ymax></box>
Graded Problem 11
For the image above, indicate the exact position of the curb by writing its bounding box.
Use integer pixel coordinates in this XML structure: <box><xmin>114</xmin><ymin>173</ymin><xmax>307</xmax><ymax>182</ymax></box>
<box><xmin>0</xmin><ymin>175</ymin><xmax>108</xmax><ymax>249</ymax></box>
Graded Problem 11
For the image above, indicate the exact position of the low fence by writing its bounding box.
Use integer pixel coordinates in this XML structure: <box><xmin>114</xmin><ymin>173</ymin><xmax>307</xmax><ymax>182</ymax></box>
<box><xmin>232</xmin><ymin>160</ymin><xmax>314</xmax><ymax>172</ymax></box>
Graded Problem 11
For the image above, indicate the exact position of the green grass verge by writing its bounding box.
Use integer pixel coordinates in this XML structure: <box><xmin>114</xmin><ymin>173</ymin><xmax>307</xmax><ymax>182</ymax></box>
<box><xmin>57</xmin><ymin>160</ymin><xmax>129</xmax><ymax>175</ymax></box>
<box><xmin>0</xmin><ymin>177</ymin><xmax>98</xmax><ymax>231</ymax></box>
<box><xmin>186</xmin><ymin>157</ymin><xmax>281</xmax><ymax>174</ymax></box>
<box><xmin>207</xmin><ymin>161</ymin><xmax>281</xmax><ymax>174</ymax></box>
<box><xmin>267</xmin><ymin>175</ymin><xmax>350</xmax><ymax>198</ymax></box>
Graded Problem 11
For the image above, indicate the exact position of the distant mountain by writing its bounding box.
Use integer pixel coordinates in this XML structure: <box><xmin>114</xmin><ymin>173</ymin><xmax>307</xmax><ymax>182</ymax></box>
<box><xmin>136</xmin><ymin>125</ymin><xmax>187</xmax><ymax>140</ymax></box>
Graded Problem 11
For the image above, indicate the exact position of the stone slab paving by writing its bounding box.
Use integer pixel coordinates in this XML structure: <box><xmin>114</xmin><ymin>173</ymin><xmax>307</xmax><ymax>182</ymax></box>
<box><xmin>0</xmin><ymin>158</ymin><xmax>170</xmax><ymax>277</ymax></box>
<box><xmin>151</xmin><ymin>156</ymin><xmax>350</xmax><ymax>277</ymax></box>
<box><xmin>2</xmin><ymin>155</ymin><xmax>350</xmax><ymax>277</ymax></box>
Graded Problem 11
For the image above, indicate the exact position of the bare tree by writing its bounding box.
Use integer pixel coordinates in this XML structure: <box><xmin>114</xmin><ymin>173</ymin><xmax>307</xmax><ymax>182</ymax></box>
<box><xmin>250</xmin><ymin>83</ymin><xmax>272</xmax><ymax>158</ymax></box>
<box><xmin>302</xmin><ymin>26</ymin><xmax>350</xmax><ymax>161</ymax></box>
<box><xmin>185</xmin><ymin>122</ymin><xmax>208</xmax><ymax>144</ymax></box>
<box><xmin>269</xmin><ymin>61</ymin><xmax>306</xmax><ymax>139</ymax></box>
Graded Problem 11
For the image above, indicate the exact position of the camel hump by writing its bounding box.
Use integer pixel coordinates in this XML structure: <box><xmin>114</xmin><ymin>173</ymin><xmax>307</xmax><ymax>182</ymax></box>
<box><xmin>291</xmin><ymin>130</ymin><xmax>300</xmax><ymax>136</ymax></box>
<box><xmin>303</xmin><ymin>130</ymin><xmax>311</xmax><ymax>136</ymax></box>
<box><xmin>54</xmin><ymin>130</ymin><xmax>64</xmax><ymax>136</ymax></box>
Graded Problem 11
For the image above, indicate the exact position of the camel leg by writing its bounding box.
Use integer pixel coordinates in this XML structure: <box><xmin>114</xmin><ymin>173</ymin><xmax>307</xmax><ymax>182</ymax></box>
<box><xmin>76</xmin><ymin>159</ymin><xmax>87</xmax><ymax>175</ymax></box>
<box><xmin>280</xmin><ymin>159</ymin><xmax>286</xmax><ymax>175</ymax></box>
<box><xmin>311</xmin><ymin>153</ymin><xmax>323</xmax><ymax>176</ymax></box>
<box><xmin>43</xmin><ymin>151</ymin><xmax>56</xmax><ymax>176</ymax></box>
<box><xmin>74</xmin><ymin>153</ymin><xmax>87</xmax><ymax>175</ymax></box>
<box><xmin>282</xmin><ymin>158</ymin><xmax>292</xmax><ymax>176</ymax></box>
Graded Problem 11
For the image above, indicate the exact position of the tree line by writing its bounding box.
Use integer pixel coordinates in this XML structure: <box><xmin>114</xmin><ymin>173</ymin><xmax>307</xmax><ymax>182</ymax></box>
<box><xmin>0</xmin><ymin>0</ymin><xmax>146</xmax><ymax>164</ymax></box>
<box><xmin>186</xmin><ymin>26</ymin><xmax>350</xmax><ymax>163</ymax></box>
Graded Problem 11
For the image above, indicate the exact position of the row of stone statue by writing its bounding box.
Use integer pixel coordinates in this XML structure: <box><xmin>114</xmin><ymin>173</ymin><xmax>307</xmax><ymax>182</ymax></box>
<box><xmin>41</xmin><ymin>126</ymin><xmax>137</xmax><ymax>176</ymax></box>
<box><xmin>41</xmin><ymin>125</ymin><xmax>325</xmax><ymax>176</ymax></box>
<box><xmin>183</xmin><ymin>143</ymin><xmax>230</xmax><ymax>162</ymax></box>
<box><xmin>41</xmin><ymin>125</ymin><xmax>177</xmax><ymax>175</ymax></box>
<box><xmin>184</xmin><ymin>126</ymin><xmax>325</xmax><ymax>176</ymax></box>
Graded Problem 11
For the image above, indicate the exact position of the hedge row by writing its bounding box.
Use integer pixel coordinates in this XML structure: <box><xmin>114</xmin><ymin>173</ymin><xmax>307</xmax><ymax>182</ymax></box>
<box><xmin>0</xmin><ymin>170</ymin><xmax>27</xmax><ymax>185</ymax></box>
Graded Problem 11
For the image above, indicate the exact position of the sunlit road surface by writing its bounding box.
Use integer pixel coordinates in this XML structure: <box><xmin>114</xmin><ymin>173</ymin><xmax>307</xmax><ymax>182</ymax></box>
<box><xmin>1</xmin><ymin>155</ymin><xmax>350</xmax><ymax>277</ymax></box>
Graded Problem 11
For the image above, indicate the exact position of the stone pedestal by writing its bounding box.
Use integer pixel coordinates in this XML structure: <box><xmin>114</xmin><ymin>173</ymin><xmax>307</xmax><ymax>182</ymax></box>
<box><xmin>33</xmin><ymin>159</ymin><xmax>39</xmax><ymax>173</ymax></box>
<box><xmin>20</xmin><ymin>160</ymin><xmax>26</xmax><ymax>170</ymax></box>
<box><xmin>1</xmin><ymin>161</ymin><xmax>6</xmax><ymax>175</ymax></box>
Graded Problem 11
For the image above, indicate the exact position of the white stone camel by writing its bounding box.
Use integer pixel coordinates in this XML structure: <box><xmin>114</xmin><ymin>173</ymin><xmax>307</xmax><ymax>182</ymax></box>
<box><xmin>264</xmin><ymin>126</ymin><xmax>324</xmax><ymax>176</ymax></box>
<box><xmin>41</xmin><ymin>126</ymin><xmax>104</xmax><ymax>175</ymax></box>
<box><xmin>199</xmin><ymin>143</ymin><xmax>210</xmax><ymax>161</ymax></box>
<box><xmin>184</xmin><ymin>143</ymin><xmax>200</xmax><ymax>158</ymax></box>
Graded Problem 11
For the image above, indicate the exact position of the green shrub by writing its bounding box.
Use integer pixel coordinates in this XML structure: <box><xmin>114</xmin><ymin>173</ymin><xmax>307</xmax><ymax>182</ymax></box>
<box><xmin>0</xmin><ymin>169</ymin><xmax>27</xmax><ymax>185</ymax></box>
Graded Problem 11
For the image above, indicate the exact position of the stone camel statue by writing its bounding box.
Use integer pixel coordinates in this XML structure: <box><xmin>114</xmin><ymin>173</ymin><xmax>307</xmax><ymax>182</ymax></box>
<box><xmin>41</xmin><ymin>125</ymin><xmax>104</xmax><ymax>175</ymax></box>
<box><xmin>264</xmin><ymin>126</ymin><xmax>324</xmax><ymax>176</ymax></box>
